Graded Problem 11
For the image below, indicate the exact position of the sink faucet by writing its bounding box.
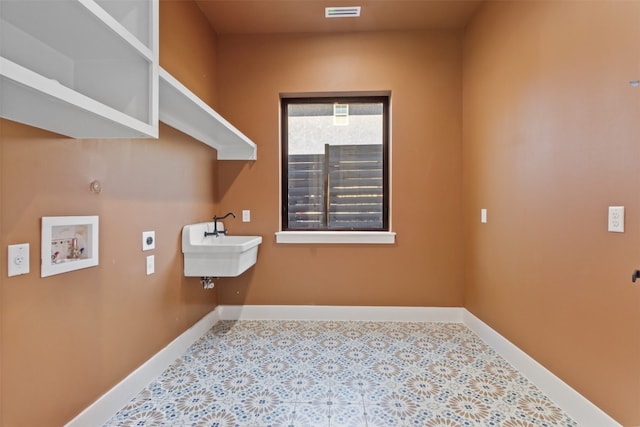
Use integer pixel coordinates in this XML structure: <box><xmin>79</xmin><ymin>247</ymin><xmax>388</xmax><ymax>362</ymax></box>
<box><xmin>204</xmin><ymin>212</ymin><xmax>236</xmax><ymax>237</ymax></box>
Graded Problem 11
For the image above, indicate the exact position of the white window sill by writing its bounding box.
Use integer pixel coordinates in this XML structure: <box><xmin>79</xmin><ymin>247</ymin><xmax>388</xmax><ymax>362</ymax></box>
<box><xmin>275</xmin><ymin>231</ymin><xmax>396</xmax><ymax>244</ymax></box>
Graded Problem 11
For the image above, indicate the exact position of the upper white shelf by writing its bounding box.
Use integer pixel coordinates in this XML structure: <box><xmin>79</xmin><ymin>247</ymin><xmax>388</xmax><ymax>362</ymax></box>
<box><xmin>1</xmin><ymin>57</ymin><xmax>156</xmax><ymax>138</ymax></box>
<box><xmin>0</xmin><ymin>0</ymin><xmax>254</xmax><ymax>156</ymax></box>
<box><xmin>159</xmin><ymin>68</ymin><xmax>257</xmax><ymax>161</ymax></box>
<box><xmin>0</xmin><ymin>0</ymin><xmax>158</xmax><ymax>139</ymax></box>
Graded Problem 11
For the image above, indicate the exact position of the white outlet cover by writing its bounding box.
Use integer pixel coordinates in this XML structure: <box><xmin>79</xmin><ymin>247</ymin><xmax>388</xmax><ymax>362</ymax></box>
<box><xmin>8</xmin><ymin>243</ymin><xmax>30</xmax><ymax>277</ymax></box>
<box><xmin>242</xmin><ymin>210</ymin><xmax>251</xmax><ymax>222</ymax></box>
<box><xmin>608</xmin><ymin>206</ymin><xmax>624</xmax><ymax>233</ymax></box>
<box><xmin>142</xmin><ymin>231</ymin><xmax>155</xmax><ymax>251</ymax></box>
<box><xmin>481</xmin><ymin>209</ymin><xmax>487</xmax><ymax>224</ymax></box>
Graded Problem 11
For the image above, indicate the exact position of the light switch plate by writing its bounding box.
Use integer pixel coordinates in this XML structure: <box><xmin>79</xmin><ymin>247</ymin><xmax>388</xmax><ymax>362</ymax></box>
<box><xmin>142</xmin><ymin>231</ymin><xmax>155</xmax><ymax>251</ymax></box>
<box><xmin>242</xmin><ymin>210</ymin><xmax>251</xmax><ymax>223</ymax></box>
<box><xmin>608</xmin><ymin>206</ymin><xmax>624</xmax><ymax>232</ymax></box>
<box><xmin>481</xmin><ymin>209</ymin><xmax>487</xmax><ymax>224</ymax></box>
<box><xmin>8</xmin><ymin>243</ymin><xmax>30</xmax><ymax>277</ymax></box>
<box><xmin>146</xmin><ymin>255</ymin><xmax>155</xmax><ymax>275</ymax></box>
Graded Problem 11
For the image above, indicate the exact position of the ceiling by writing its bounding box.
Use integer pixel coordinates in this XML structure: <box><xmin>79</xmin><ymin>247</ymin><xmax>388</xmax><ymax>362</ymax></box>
<box><xmin>195</xmin><ymin>1</ymin><xmax>484</xmax><ymax>35</ymax></box>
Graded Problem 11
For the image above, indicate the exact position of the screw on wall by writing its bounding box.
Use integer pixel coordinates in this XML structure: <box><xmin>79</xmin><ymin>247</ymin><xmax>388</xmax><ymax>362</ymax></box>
<box><xmin>89</xmin><ymin>180</ymin><xmax>102</xmax><ymax>194</ymax></box>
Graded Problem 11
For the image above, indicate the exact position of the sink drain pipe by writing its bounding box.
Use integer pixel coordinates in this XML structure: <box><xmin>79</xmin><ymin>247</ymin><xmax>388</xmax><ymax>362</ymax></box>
<box><xmin>200</xmin><ymin>277</ymin><xmax>216</xmax><ymax>289</ymax></box>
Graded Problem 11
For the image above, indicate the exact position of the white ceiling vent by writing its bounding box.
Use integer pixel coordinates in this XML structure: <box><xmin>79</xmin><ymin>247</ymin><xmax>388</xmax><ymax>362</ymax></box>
<box><xmin>325</xmin><ymin>6</ymin><xmax>361</xmax><ymax>18</ymax></box>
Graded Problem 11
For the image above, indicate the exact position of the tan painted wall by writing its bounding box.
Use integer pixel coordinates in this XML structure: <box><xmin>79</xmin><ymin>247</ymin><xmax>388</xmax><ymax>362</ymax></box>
<box><xmin>3</xmin><ymin>1</ymin><xmax>634</xmax><ymax>425</ymax></box>
<box><xmin>463</xmin><ymin>2</ymin><xmax>640</xmax><ymax>425</ymax></box>
<box><xmin>214</xmin><ymin>31</ymin><xmax>465</xmax><ymax>307</ymax></box>
<box><xmin>160</xmin><ymin>0</ymin><xmax>218</xmax><ymax>108</ymax></box>
<box><xmin>0</xmin><ymin>2</ymin><xmax>220</xmax><ymax>425</ymax></box>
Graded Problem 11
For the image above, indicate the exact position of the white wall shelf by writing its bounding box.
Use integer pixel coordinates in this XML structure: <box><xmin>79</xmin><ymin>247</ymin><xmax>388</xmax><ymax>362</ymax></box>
<box><xmin>159</xmin><ymin>68</ymin><xmax>257</xmax><ymax>161</ymax></box>
<box><xmin>0</xmin><ymin>0</ymin><xmax>255</xmax><ymax>158</ymax></box>
<box><xmin>0</xmin><ymin>0</ymin><xmax>158</xmax><ymax>139</ymax></box>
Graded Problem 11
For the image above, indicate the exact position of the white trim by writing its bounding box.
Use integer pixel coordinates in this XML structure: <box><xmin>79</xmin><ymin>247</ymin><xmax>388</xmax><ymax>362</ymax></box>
<box><xmin>66</xmin><ymin>305</ymin><xmax>619</xmax><ymax>427</ymax></box>
<box><xmin>275</xmin><ymin>231</ymin><xmax>396</xmax><ymax>244</ymax></box>
<box><xmin>463</xmin><ymin>311</ymin><xmax>621</xmax><ymax>427</ymax></box>
<box><xmin>218</xmin><ymin>305</ymin><xmax>462</xmax><ymax>322</ymax></box>
<box><xmin>64</xmin><ymin>309</ymin><xmax>221</xmax><ymax>427</ymax></box>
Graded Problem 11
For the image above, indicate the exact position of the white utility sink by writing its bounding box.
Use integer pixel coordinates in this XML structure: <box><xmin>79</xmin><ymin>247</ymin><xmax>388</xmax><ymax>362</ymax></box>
<box><xmin>181</xmin><ymin>222</ymin><xmax>262</xmax><ymax>277</ymax></box>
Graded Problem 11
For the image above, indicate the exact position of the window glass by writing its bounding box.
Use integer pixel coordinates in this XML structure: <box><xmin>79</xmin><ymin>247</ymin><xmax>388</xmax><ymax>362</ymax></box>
<box><xmin>282</xmin><ymin>96</ymin><xmax>389</xmax><ymax>231</ymax></box>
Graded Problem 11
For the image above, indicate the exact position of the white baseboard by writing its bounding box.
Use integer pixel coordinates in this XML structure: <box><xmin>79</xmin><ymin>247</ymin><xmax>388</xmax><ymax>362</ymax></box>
<box><xmin>66</xmin><ymin>304</ymin><xmax>620</xmax><ymax>427</ymax></box>
<box><xmin>217</xmin><ymin>304</ymin><xmax>464</xmax><ymax>322</ymax></box>
<box><xmin>463</xmin><ymin>310</ymin><xmax>621</xmax><ymax>427</ymax></box>
<box><xmin>65</xmin><ymin>308</ymin><xmax>221</xmax><ymax>427</ymax></box>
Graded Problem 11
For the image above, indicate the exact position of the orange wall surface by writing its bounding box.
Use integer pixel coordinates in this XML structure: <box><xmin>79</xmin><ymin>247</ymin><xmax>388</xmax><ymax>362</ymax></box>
<box><xmin>0</xmin><ymin>1</ymin><xmax>220</xmax><ymax>425</ymax></box>
<box><xmin>214</xmin><ymin>31</ymin><xmax>465</xmax><ymax>308</ymax></box>
<box><xmin>463</xmin><ymin>1</ymin><xmax>640</xmax><ymax>425</ymax></box>
<box><xmin>2</xmin><ymin>1</ymin><xmax>637</xmax><ymax>425</ymax></box>
<box><xmin>160</xmin><ymin>0</ymin><xmax>218</xmax><ymax>108</ymax></box>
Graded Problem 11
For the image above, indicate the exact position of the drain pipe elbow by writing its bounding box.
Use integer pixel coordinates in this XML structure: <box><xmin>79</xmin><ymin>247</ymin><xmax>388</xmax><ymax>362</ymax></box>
<box><xmin>200</xmin><ymin>277</ymin><xmax>215</xmax><ymax>289</ymax></box>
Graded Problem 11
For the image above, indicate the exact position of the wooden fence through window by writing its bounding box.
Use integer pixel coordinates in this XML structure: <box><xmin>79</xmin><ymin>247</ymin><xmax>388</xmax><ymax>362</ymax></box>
<box><xmin>287</xmin><ymin>144</ymin><xmax>383</xmax><ymax>230</ymax></box>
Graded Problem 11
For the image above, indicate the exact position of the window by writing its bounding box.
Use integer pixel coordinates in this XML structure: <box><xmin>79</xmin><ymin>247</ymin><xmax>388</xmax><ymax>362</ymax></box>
<box><xmin>281</xmin><ymin>96</ymin><xmax>390</xmax><ymax>232</ymax></box>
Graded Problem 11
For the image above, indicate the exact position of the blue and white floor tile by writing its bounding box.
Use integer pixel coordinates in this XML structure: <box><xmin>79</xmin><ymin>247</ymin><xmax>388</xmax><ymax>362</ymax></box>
<box><xmin>104</xmin><ymin>320</ymin><xmax>577</xmax><ymax>426</ymax></box>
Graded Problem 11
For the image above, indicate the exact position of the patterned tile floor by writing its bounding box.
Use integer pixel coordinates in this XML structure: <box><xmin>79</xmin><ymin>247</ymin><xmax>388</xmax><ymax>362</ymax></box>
<box><xmin>105</xmin><ymin>320</ymin><xmax>577</xmax><ymax>426</ymax></box>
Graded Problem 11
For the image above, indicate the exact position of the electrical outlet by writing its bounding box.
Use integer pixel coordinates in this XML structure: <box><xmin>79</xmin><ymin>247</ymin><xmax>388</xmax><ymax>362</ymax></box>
<box><xmin>142</xmin><ymin>231</ymin><xmax>155</xmax><ymax>251</ymax></box>
<box><xmin>146</xmin><ymin>255</ymin><xmax>155</xmax><ymax>275</ymax></box>
<box><xmin>242</xmin><ymin>210</ymin><xmax>251</xmax><ymax>222</ymax></box>
<box><xmin>608</xmin><ymin>206</ymin><xmax>624</xmax><ymax>232</ymax></box>
<box><xmin>8</xmin><ymin>243</ymin><xmax>30</xmax><ymax>277</ymax></box>
<box><xmin>481</xmin><ymin>209</ymin><xmax>487</xmax><ymax>224</ymax></box>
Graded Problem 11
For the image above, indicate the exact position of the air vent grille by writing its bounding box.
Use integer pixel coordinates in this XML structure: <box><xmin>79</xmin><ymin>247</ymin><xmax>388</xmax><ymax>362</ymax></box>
<box><xmin>325</xmin><ymin>6</ymin><xmax>361</xmax><ymax>18</ymax></box>
<box><xmin>333</xmin><ymin>103</ymin><xmax>349</xmax><ymax>125</ymax></box>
